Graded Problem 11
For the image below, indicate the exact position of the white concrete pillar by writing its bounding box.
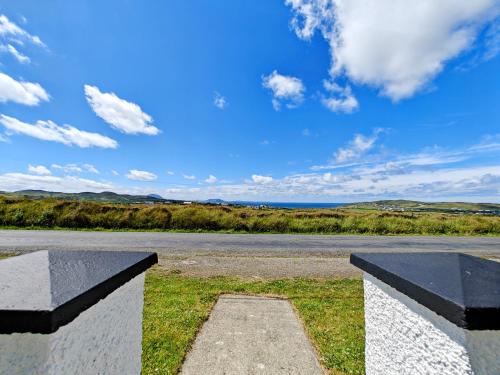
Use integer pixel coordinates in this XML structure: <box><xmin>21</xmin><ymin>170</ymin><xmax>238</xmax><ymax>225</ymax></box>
<box><xmin>351</xmin><ymin>252</ymin><xmax>500</xmax><ymax>375</ymax></box>
<box><xmin>0</xmin><ymin>250</ymin><xmax>157</xmax><ymax>375</ymax></box>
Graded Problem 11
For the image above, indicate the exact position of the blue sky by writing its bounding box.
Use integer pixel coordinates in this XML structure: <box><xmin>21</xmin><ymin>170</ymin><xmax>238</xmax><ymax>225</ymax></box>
<box><xmin>0</xmin><ymin>0</ymin><xmax>499</xmax><ymax>202</ymax></box>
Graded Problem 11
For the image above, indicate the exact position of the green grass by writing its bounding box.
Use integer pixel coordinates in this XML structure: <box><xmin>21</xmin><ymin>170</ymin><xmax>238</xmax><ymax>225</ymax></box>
<box><xmin>2</xmin><ymin>195</ymin><xmax>499</xmax><ymax>235</ymax></box>
<box><xmin>0</xmin><ymin>252</ymin><xmax>365</xmax><ymax>374</ymax></box>
<box><xmin>142</xmin><ymin>272</ymin><xmax>365</xmax><ymax>375</ymax></box>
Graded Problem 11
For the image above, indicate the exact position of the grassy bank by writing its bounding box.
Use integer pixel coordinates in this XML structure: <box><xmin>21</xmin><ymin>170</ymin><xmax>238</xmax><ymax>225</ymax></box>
<box><xmin>1</xmin><ymin>196</ymin><xmax>499</xmax><ymax>235</ymax></box>
<box><xmin>142</xmin><ymin>272</ymin><xmax>364</xmax><ymax>375</ymax></box>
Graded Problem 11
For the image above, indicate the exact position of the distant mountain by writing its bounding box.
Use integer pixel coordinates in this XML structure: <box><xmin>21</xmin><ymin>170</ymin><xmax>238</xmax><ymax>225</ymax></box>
<box><xmin>147</xmin><ymin>194</ymin><xmax>164</xmax><ymax>199</ymax></box>
<box><xmin>203</xmin><ymin>199</ymin><xmax>228</xmax><ymax>205</ymax></box>
<box><xmin>3</xmin><ymin>190</ymin><xmax>181</xmax><ymax>204</ymax></box>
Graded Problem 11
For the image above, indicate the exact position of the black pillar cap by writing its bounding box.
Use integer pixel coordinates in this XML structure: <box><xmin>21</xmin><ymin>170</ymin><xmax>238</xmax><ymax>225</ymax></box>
<box><xmin>350</xmin><ymin>252</ymin><xmax>500</xmax><ymax>330</ymax></box>
<box><xmin>0</xmin><ymin>250</ymin><xmax>157</xmax><ymax>334</ymax></box>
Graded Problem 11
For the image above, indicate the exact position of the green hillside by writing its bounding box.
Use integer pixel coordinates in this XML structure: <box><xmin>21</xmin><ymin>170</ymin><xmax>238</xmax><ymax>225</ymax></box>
<box><xmin>345</xmin><ymin>200</ymin><xmax>500</xmax><ymax>214</ymax></box>
<box><xmin>1</xmin><ymin>190</ymin><xmax>183</xmax><ymax>204</ymax></box>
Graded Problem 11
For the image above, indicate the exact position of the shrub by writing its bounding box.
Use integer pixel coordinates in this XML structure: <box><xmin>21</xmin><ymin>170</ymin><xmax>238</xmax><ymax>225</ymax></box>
<box><xmin>0</xmin><ymin>196</ymin><xmax>498</xmax><ymax>235</ymax></box>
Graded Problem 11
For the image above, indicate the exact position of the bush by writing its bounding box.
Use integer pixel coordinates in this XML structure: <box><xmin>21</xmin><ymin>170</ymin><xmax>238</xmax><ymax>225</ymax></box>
<box><xmin>0</xmin><ymin>196</ymin><xmax>498</xmax><ymax>235</ymax></box>
<box><xmin>38</xmin><ymin>210</ymin><xmax>56</xmax><ymax>227</ymax></box>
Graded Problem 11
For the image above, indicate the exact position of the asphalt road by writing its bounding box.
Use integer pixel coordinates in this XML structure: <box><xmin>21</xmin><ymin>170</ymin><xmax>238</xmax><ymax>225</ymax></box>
<box><xmin>1</xmin><ymin>230</ymin><xmax>499</xmax><ymax>256</ymax></box>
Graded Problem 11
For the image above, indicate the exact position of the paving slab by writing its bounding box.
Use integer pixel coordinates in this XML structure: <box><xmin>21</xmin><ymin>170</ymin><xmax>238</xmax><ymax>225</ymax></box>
<box><xmin>181</xmin><ymin>295</ymin><xmax>324</xmax><ymax>375</ymax></box>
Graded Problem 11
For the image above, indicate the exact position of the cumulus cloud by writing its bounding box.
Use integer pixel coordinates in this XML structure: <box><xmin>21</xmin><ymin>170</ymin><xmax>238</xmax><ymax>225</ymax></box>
<box><xmin>333</xmin><ymin>129</ymin><xmax>383</xmax><ymax>164</ymax></box>
<box><xmin>89</xmin><ymin>135</ymin><xmax>500</xmax><ymax>202</ymax></box>
<box><xmin>252</xmin><ymin>174</ymin><xmax>274</xmax><ymax>184</ymax></box>
<box><xmin>28</xmin><ymin>164</ymin><xmax>51</xmax><ymax>176</ymax></box>
<box><xmin>320</xmin><ymin>80</ymin><xmax>358</xmax><ymax>113</ymax></box>
<box><xmin>0</xmin><ymin>115</ymin><xmax>117</xmax><ymax>148</ymax></box>
<box><xmin>84</xmin><ymin>85</ymin><xmax>160</xmax><ymax>135</ymax></box>
<box><xmin>262</xmin><ymin>70</ymin><xmax>305</xmax><ymax>110</ymax></box>
<box><xmin>159</xmin><ymin>162</ymin><xmax>500</xmax><ymax>203</ymax></box>
<box><xmin>286</xmin><ymin>0</ymin><xmax>499</xmax><ymax>101</ymax></box>
<box><xmin>126</xmin><ymin>169</ymin><xmax>158</xmax><ymax>181</ymax></box>
<box><xmin>205</xmin><ymin>174</ymin><xmax>218</xmax><ymax>183</ymax></box>
<box><xmin>0</xmin><ymin>72</ymin><xmax>49</xmax><ymax>106</ymax></box>
<box><xmin>213</xmin><ymin>92</ymin><xmax>228</xmax><ymax>109</ymax></box>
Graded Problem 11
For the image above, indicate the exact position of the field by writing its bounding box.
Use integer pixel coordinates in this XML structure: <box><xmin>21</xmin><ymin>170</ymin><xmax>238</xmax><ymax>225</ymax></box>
<box><xmin>1</xmin><ymin>196</ymin><xmax>499</xmax><ymax>235</ymax></box>
<box><xmin>142</xmin><ymin>271</ymin><xmax>364</xmax><ymax>375</ymax></box>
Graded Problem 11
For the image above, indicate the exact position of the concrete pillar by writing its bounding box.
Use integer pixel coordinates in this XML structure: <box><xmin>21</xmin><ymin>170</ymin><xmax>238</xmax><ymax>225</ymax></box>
<box><xmin>0</xmin><ymin>250</ymin><xmax>157</xmax><ymax>375</ymax></box>
<box><xmin>351</xmin><ymin>252</ymin><xmax>500</xmax><ymax>375</ymax></box>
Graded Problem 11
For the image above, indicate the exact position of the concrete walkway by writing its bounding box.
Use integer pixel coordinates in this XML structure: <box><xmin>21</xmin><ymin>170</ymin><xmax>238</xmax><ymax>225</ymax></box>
<box><xmin>181</xmin><ymin>295</ymin><xmax>323</xmax><ymax>375</ymax></box>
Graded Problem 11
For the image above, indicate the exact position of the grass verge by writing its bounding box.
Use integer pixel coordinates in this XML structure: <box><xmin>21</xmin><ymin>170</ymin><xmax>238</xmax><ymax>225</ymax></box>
<box><xmin>1</xmin><ymin>196</ymin><xmax>499</xmax><ymax>235</ymax></box>
<box><xmin>142</xmin><ymin>271</ymin><xmax>364</xmax><ymax>375</ymax></box>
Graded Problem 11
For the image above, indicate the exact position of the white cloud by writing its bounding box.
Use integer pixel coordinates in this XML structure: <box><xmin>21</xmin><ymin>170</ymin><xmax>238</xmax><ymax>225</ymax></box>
<box><xmin>159</xmin><ymin>162</ymin><xmax>500</xmax><ymax>203</ymax></box>
<box><xmin>126</xmin><ymin>169</ymin><xmax>158</xmax><ymax>181</ymax></box>
<box><xmin>50</xmin><ymin>163</ymin><xmax>98</xmax><ymax>174</ymax></box>
<box><xmin>0</xmin><ymin>115</ymin><xmax>118</xmax><ymax>149</ymax></box>
<box><xmin>322</xmin><ymin>172</ymin><xmax>346</xmax><ymax>183</ymax></box>
<box><xmin>84</xmin><ymin>85</ymin><xmax>160</xmax><ymax>135</ymax></box>
<box><xmin>28</xmin><ymin>164</ymin><xmax>51</xmax><ymax>176</ymax></box>
<box><xmin>302</xmin><ymin>128</ymin><xmax>311</xmax><ymax>136</ymax></box>
<box><xmin>183</xmin><ymin>174</ymin><xmax>196</xmax><ymax>180</ymax></box>
<box><xmin>0</xmin><ymin>173</ymin><xmax>112</xmax><ymax>193</ymax></box>
<box><xmin>320</xmin><ymin>80</ymin><xmax>358</xmax><ymax>113</ymax></box>
<box><xmin>213</xmin><ymin>92</ymin><xmax>228</xmax><ymax>109</ymax></box>
<box><xmin>166</xmin><ymin>171</ymin><xmax>175</xmax><ymax>176</ymax></box>
<box><xmin>0</xmin><ymin>15</ymin><xmax>45</xmax><ymax>68</ymax></box>
<box><xmin>0</xmin><ymin>133</ymin><xmax>9</xmax><ymax>143</ymax></box>
<box><xmin>483</xmin><ymin>20</ymin><xmax>500</xmax><ymax>61</ymax></box>
<box><xmin>252</xmin><ymin>174</ymin><xmax>274</xmax><ymax>184</ymax></box>
<box><xmin>0</xmin><ymin>44</ymin><xmax>30</xmax><ymax>64</ymax></box>
<box><xmin>286</xmin><ymin>0</ymin><xmax>499</xmax><ymax>101</ymax></box>
<box><xmin>262</xmin><ymin>70</ymin><xmax>305</xmax><ymax>110</ymax></box>
<box><xmin>83</xmin><ymin>164</ymin><xmax>99</xmax><ymax>174</ymax></box>
<box><xmin>205</xmin><ymin>174</ymin><xmax>218</xmax><ymax>183</ymax></box>
<box><xmin>0</xmin><ymin>72</ymin><xmax>49</xmax><ymax>106</ymax></box>
<box><xmin>52</xmin><ymin>163</ymin><xmax>82</xmax><ymax>173</ymax></box>
<box><xmin>111</xmin><ymin>170</ymin><xmax>119</xmax><ymax>176</ymax></box>
<box><xmin>0</xmin><ymin>14</ymin><xmax>45</xmax><ymax>47</ymax></box>
<box><xmin>83</xmin><ymin>135</ymin><xmax>499</xmax><ymax>202</ymax></box>
<box><xmin>333</xmin><ymin>129</ymin><xmax>382</xmax><ymax>164</ymax></box>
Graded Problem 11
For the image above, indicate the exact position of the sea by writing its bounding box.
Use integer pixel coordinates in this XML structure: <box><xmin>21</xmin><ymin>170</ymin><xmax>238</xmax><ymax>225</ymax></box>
<box><xmin>231</xmin><ymin>201</ymin><xmax>345</xmax><ymax>209</ymax></box>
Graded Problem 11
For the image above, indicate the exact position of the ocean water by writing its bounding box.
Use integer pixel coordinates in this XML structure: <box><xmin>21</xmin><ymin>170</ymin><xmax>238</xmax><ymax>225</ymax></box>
<box><xmin>231</xmin><ymin>201</ymin><xmax>345</xmax><ymax>209</ymax></box>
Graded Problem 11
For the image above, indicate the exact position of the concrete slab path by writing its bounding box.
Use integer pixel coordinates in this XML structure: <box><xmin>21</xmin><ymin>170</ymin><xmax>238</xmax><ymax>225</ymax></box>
<box><xmin>181</xmin><ymin>295</ymin><xmax>324</xmax><ymax>375</ymax></box>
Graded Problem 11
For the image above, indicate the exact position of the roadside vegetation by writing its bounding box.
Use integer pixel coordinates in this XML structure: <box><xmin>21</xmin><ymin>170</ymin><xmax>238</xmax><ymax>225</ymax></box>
<box><xmin>0</xmin><ymin>196</ymin><xmax>499</xmax><ymax>235</ymax></box>
<box><xmin>142</xmin><ymin>271</ymin><xmax>364</xmax><ymax>375</ymax></box>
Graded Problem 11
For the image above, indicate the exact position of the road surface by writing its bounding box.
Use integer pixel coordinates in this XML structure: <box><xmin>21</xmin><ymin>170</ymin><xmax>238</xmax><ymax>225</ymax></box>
<box><xmin>1</xmin><ymin>230</ymin><xmax>498</xmax><ymax>278</ymax></box>
<box><xmin>1</xmin><ymin>230</ymin><xmax>498</xmax><ymax>256</ymax></box>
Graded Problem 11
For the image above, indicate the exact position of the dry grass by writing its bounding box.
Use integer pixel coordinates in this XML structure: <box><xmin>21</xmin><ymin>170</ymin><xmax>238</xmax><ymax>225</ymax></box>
<box><xmin>1</xmin><ymin>196</ymin><xmax>499</xmax><ymax>235</ymax></box>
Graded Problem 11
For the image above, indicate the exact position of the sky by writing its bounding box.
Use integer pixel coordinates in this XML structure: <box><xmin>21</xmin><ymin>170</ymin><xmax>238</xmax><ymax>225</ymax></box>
<box><xmin>0</xmin><ymin>0</ymin><xmax>499</xmax><ymax>203</ymax></box>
